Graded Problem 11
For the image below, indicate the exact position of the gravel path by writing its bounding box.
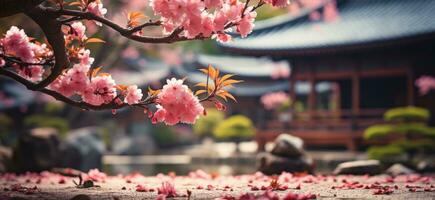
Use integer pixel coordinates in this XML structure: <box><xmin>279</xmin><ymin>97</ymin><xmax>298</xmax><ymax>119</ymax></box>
<box><xmin>1</xmin><ymin>171</ymin><xmax>434</xmax><ymax>199</ymax></box>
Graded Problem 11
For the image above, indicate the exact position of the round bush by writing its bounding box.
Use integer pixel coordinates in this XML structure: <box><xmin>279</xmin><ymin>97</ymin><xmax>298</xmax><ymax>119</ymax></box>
<box><xmin>213</xmin><ymin>115</ymin><xmax>255</xmax><ymax>140</ymax></box>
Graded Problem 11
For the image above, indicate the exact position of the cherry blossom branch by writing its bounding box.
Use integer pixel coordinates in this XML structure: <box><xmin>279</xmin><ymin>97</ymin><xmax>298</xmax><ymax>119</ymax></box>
<box><xmin>0</xmin><ymin>66</ymin><xmax>156</xmax><ymax>111</ymax></box>
<box><xmin>0</xmin><ymin>54</ymin><xmax>54</xmax><ymax>67</ymax></box>
<box><xmin>25</xmin><ymin>5</ymin><xmax>70</xmax><ymax>90</ymax></box>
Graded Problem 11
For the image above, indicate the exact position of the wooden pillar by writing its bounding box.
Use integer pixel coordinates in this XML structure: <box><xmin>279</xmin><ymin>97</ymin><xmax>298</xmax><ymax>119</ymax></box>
<box><xmin>352</xmin><ymin>71</ymin><xmax>360</xmax><ymax>116</ymax></box>
<box><xmin>289</xmin><ymin>68</ymin><xmax>296</xmax><ymax>107</ymax></box>
<box><xmin>407</xmin><ymin>67</ymin><xmax>415</xmax><ymax>106</ymax></box>
<box><xmin>308</xmin><ymin>67</ymin><xmax>316</xmax><ymax>117</ymax></box>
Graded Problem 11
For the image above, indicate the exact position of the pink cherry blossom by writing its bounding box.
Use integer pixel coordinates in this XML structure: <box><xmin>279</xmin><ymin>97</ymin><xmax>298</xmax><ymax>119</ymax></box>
<box><xmin>415</xmin><ymin>75</ymin><xmax>435</xmax><ymax>95</ymax></box>
<box><xmin>1</xmin><ymin>26</ymin><xmax>34</xmax><ymax>62</ymax></box>
<box><xmin>157</xmin><ymin>181</ymin><xmax>177</xmax><ymax>197</ymax></box>
<box><xmin>83</xmin><ymin>168</ymin><xmax>107</xmax><ymax>182</ymax></box>
<box><xmin>82</xmin><ymin>75</ymin><xmax>117</xmax><ymax>106</ymax></box>
<box><xmin>0</xmin><ymin>58</ymin><xmax>5</xmax><ymax>67</ymax></box>
<box><xmin>264</xmin><ymin>0</ymin><xmax>290</xmax><ymax>7</ymax></box>
<box><xmin>323</xmin><ymin>0</ymin><xmax>339</xmax><ymax>22</ymax></box>
<box><xmin>261</xmin><ymin>91</ymin><xmax>290</xmax><ymax>110</ymax></box>
<box><xmin>271</xmin><ymin>62</ymin><xmax>291</xmax><ymax>79</ymax></box>
<box><xmin>78</xmin><ymin>49</ymin><xmax>94</xmax><ymax>66</ymax></box>
<box><xmin>213</xmin><ymin>33</ymin><xmax>232</xmax><ymax>43</ymax></box>
<box><xmin>86</xmin><ymin>2</ymin><xmax>107</xmax><ymax>26</ymax></box>
<box><xmin>70</xmin><ymin>22</ymin><xmax>87</xmax><ymax>41</ymax></box>
<box><xmin>124</xmin><ymin>85</ymin><xmax>143</xmax><ymax>105</ymax></box>
<box><xmin>153</xmin><ymin>78</ymin><xmax>204</xmax><ymax>125</ymax></box>
<box><xmin>152</xmin><ymin>106</ymin><xmax>167</xmax><ymax>124</ymax></box>
<box><xmin>204</xmin><ymin>0</ymin><xmax>223</xmax><ymax>9</ymax></box>
<box><xmin>14</xmin><ymin>65</ymin><xmax>44</xmax><ymax>82</ymax></box>
<box><xmin>237</xmin><ymin>10</ymin><xmax>257</xmax><ymax>38</ymax></box>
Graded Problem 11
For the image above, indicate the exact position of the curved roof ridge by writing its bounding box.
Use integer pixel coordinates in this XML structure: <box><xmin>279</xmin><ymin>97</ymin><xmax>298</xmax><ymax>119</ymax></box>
<box><xmin>253</xmin><ymin>0</ymin><xmax>336</xmax><ymax>34</ymax></box>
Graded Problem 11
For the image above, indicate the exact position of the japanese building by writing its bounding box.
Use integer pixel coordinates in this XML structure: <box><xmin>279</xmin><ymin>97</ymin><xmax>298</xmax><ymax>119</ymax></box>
<box><xmin>182</xmin><ymin>0</ymin><xmax>435</xmax><ymax>150</ymax></box>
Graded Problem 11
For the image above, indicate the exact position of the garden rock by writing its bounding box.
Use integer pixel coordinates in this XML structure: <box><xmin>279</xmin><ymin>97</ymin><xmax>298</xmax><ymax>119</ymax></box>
<box><xmin>385</xmin><ymin>163</ymin><xmax>415</xmax><ymax>176</ymax></box>
<box><xmin>0</xmin><ymin>146</ymin><xmax>12</xmax><ymax>172</ymax></box>
<box><xmin>417</xmin><ymin>158</ymin><xmax>435</xmax><ymax>172</ymax></box>
<box><xmin>270</xmin><ymin>134</ymin><xmax>304</xmax><ymax>158</ymax></box>
<box><xmin>112</xmin><ymin>126</ymin><xmax>156</xmax><ymax>155</ymax></box>
<box><xmin>59</xmin><ymin>127</ymin><xmax>105</xmax><ymax>171</ymax></box>
<box><xmin>333</xmin><ymin>160</ymin><xmax>382</xmax><ymax>175</ymax></box>
<box><xmin>257</xmin><ymin>152</ymin><xmax>313</xmax><ymax>175</ymax></box>
<box><xmin>12</xmin><ymin>128</ymin><xmax>61</xmax><ymax>172</ymax></box>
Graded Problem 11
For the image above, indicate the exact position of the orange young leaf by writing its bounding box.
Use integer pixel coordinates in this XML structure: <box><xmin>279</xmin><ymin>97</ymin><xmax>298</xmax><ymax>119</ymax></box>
<box><xmin>195</xmin><ymin>82</ymin><xmax>207</xmax><ymax>88</ymax></box>
<box><xmin>90</xmin><ymin>66</ymin><xmax>103</xmax><ymax>77</ymax></box>
<box><xmin>68</xmin><ymin>1</ymin><xmax>82</xmax><ymax>6</ymax></box>
<box><xmin>97</xmin><ymin>73</ymin><xmax>111</xmax><ymax>77</ymax></box>
<box><xmin>127</xmin><ymin>11</ymin><xmax>146</xmax><ymax>21</ymax></box>
<box><xmin>116</xmin><ymin>84</ymin><xmax>128</xmax><ymax>91</ymax></box>
<box><xmin>221</xmin><ymin>79</ymin><xmax>243</xmax><ymax>87</ymax></box>
<box><xmin>222</xmin><ymin>91</ymin><xmax>237</xmax><ymax>102</ymax></box>
<box><xmin>217</xmin><ymin>74</ymin><xmax>235</xmax><ymax>85</ymax></box>
<box><xmin>148</xmin><ymin>87</ymin><xmax>160</xmax><ymax>96</ymax></box>
<box><xmin>86</xmin><ymin>38</ymin><xmax>106</xmax><ymax>44</ymax></box>
<box><xmin>195</xmin><ymin>90</ymin><xmax>207</xmax><ymax>96</ymax></box>
<box><xmin>216</xmin><ymin>93</ymin><xmax>228</xmax><ymax>101</ymax></box>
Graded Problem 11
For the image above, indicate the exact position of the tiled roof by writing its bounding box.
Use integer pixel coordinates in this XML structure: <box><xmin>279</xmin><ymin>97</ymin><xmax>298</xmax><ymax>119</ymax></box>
<box><xmin>196</xmin><ymin>54</ymin><xmax>290</xmax><ymax>78</ymax></box>
<box><xmin>220</xmin><ymin>0</ymin><xmax>435</xmax><ymax>54</ymax></box>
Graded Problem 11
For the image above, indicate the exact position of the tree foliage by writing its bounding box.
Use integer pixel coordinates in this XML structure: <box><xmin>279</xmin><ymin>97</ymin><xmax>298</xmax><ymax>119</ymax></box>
<box><xmin>193</xmin><ymin>109</ymin><xmax>225</xmax><ymax>137</ymax></box>
<box><xmin>213</xmin><ymin>115</ymin><xmax>255</xmax><ymax>140</ymax></box>
<box><xmin>364</xmin><ymin>106</ymin><xmax>435</xmax><ymax>164</ymax></box>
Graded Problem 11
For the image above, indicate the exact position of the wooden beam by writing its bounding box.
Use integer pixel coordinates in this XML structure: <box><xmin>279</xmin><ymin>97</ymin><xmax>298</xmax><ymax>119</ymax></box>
<box><xmin>293</xmin><ymin>67</ymin><xmax>408</xmax><ymax>81</ymax></box>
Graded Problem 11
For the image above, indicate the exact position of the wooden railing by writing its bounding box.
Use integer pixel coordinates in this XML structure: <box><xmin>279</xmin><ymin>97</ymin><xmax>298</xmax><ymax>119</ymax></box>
<box><xmin>256</xmin><ymin>108</ymin><xmax>387</xmax><ymax>151</ymax></box>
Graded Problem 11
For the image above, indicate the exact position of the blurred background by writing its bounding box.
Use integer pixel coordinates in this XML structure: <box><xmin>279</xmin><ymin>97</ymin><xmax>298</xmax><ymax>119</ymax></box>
<box><xmin>1</xmin><ymin>0</ymin><xmax>435</xmax><ymax>176</ymax></box>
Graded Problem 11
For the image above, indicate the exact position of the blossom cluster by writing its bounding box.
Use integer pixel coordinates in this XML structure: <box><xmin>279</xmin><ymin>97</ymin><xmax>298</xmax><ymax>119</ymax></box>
<box><xmin>271</xmin><ymin>62</ymin><xmax>291</xmax><ymax>79</ymax></box>
<box><xmin>152</xmin><ymin>78</ymin><xmax>205</xmax><ymax>125</ymax></box>
<box><xmin>48</xmin><ymin>22</ymin><xmax>137</xmax><ymax>106</ymax></box>
<box><xmin>260</xmin><ymin>91</ymin><xmax>290</xmax><ymax>110</ymax></box>
<box><xmin>150</xmin><ymin>0</ymin><xmax>288</xmax><ymax>42</ymax></box>
<box><xmin>86</xmin><ymin>1</ymin><xmax>108</xmax><ymax>26</ymax></box>
<box><xmin>0</xmin><ymin>26</ymin><xmax>51</xmax><ymax>81</ymax></box>
<box><xmin>415</xmin><ymin>75</ymin><xmax>435</xmax><ymax>95</ymax></box>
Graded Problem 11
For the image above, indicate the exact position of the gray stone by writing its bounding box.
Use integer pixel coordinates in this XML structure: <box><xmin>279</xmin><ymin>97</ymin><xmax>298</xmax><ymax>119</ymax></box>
<box><xmin>257</xmin><ymin>152</ymin><xmax>313</xmax><ymax>175</ymax></box>
<box><xmin>12</xmin><ymin>128</ymin><xmax>61</xmax><ymax>172</ymax></box>
<box><xmin>0</xmin><ymin>146</ymin><xmax>12</xmax><ymax>172</ymax></box>
<box><xmin>333</xmin><ymin>160</ymin><xmax>382</xmax><ymax>175</ymax></box>
<box><xmin>270</xmin><ymin>134</ymin><xmax>304</xmax><ymax>158</ymax></box>
<box><xmin>417</xmin><ymin>158</ymin><xmax>435</xmax><ymax>172</ymax></box>
<box><xmin>59</xmin><ymin>127</ymin><xmax>105</xmax><ymax>171</ymax></box>
<box><xmin>112</xmin><ymin>136</ymin><xmax>155</xmax><ymax>155</ymax></box>
<box><xmin>386</xmin><ymin>163</ymin><xmax>415</xmax><ymax>176</ymax></box>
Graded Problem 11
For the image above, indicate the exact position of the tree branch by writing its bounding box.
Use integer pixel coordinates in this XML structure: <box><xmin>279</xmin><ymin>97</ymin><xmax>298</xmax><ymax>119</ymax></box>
<box><xmin>0</xmin><ymin>0</ymin><xmax>45</xmax><ymax>18</ymax></box>
<box><xmin>25</xmin><ymin>5</ymin><xmax>70</xmax><ymax>90</ymax></box>
<box><xmin>0</xmin><ymin>67</ymin><xmax>155</xmax><ymax>111</ymax></box>
<box><xmin>43</xmin><ymin>7</ymin><xmax>240</xmax><ymax>44</ymax></box>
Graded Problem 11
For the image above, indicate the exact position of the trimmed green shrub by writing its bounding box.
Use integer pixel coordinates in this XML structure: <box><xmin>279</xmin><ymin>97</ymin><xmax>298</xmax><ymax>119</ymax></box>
<box><xmin>367</xmin><ymin>145</ymin><xmax>405</xmax><ymax>161</ymax></box>
<box><xmin>364</xmin><ymin>123</ymin><xmax>435</xmax><ymax>140</ymax></box>
<box><xmin>364</xmin><ymin>106</ymin><xmax>435</xmax><ymax>165</ymax></box>
<box><xmin>395</xmin><ymin>123</ymin><xmax>435</xmax><ymax>138</ymax></box>
<box><xmin>393</xmin><ymin>139</ymin><xmax>435</xmax><ymax>152</ymax></box>
<box><xmin>213</xmin><ymin>115</ymin><xmax>255</xmax><ymax>140</ymax></box>
<box><xmin>193</xmin><ymin>109</ymin><xmax>225</xmax><ymax>137</ymax></box>
<box><xmin>384</xmin><ymin>106</ymin><xmax>430</xmax><ymax>122</ymax></box>
<box><xmin>364</xmin><ymin>124</ymin><xmax>394</xmax><ymax>140</ymax></box>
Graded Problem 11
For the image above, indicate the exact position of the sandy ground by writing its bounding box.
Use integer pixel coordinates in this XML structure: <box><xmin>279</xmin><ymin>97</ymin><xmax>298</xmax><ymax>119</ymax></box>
<box><xmin>0</xmin><ymin>171</ymin><xmax>434</xmax><ymax>200</ymax></box>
